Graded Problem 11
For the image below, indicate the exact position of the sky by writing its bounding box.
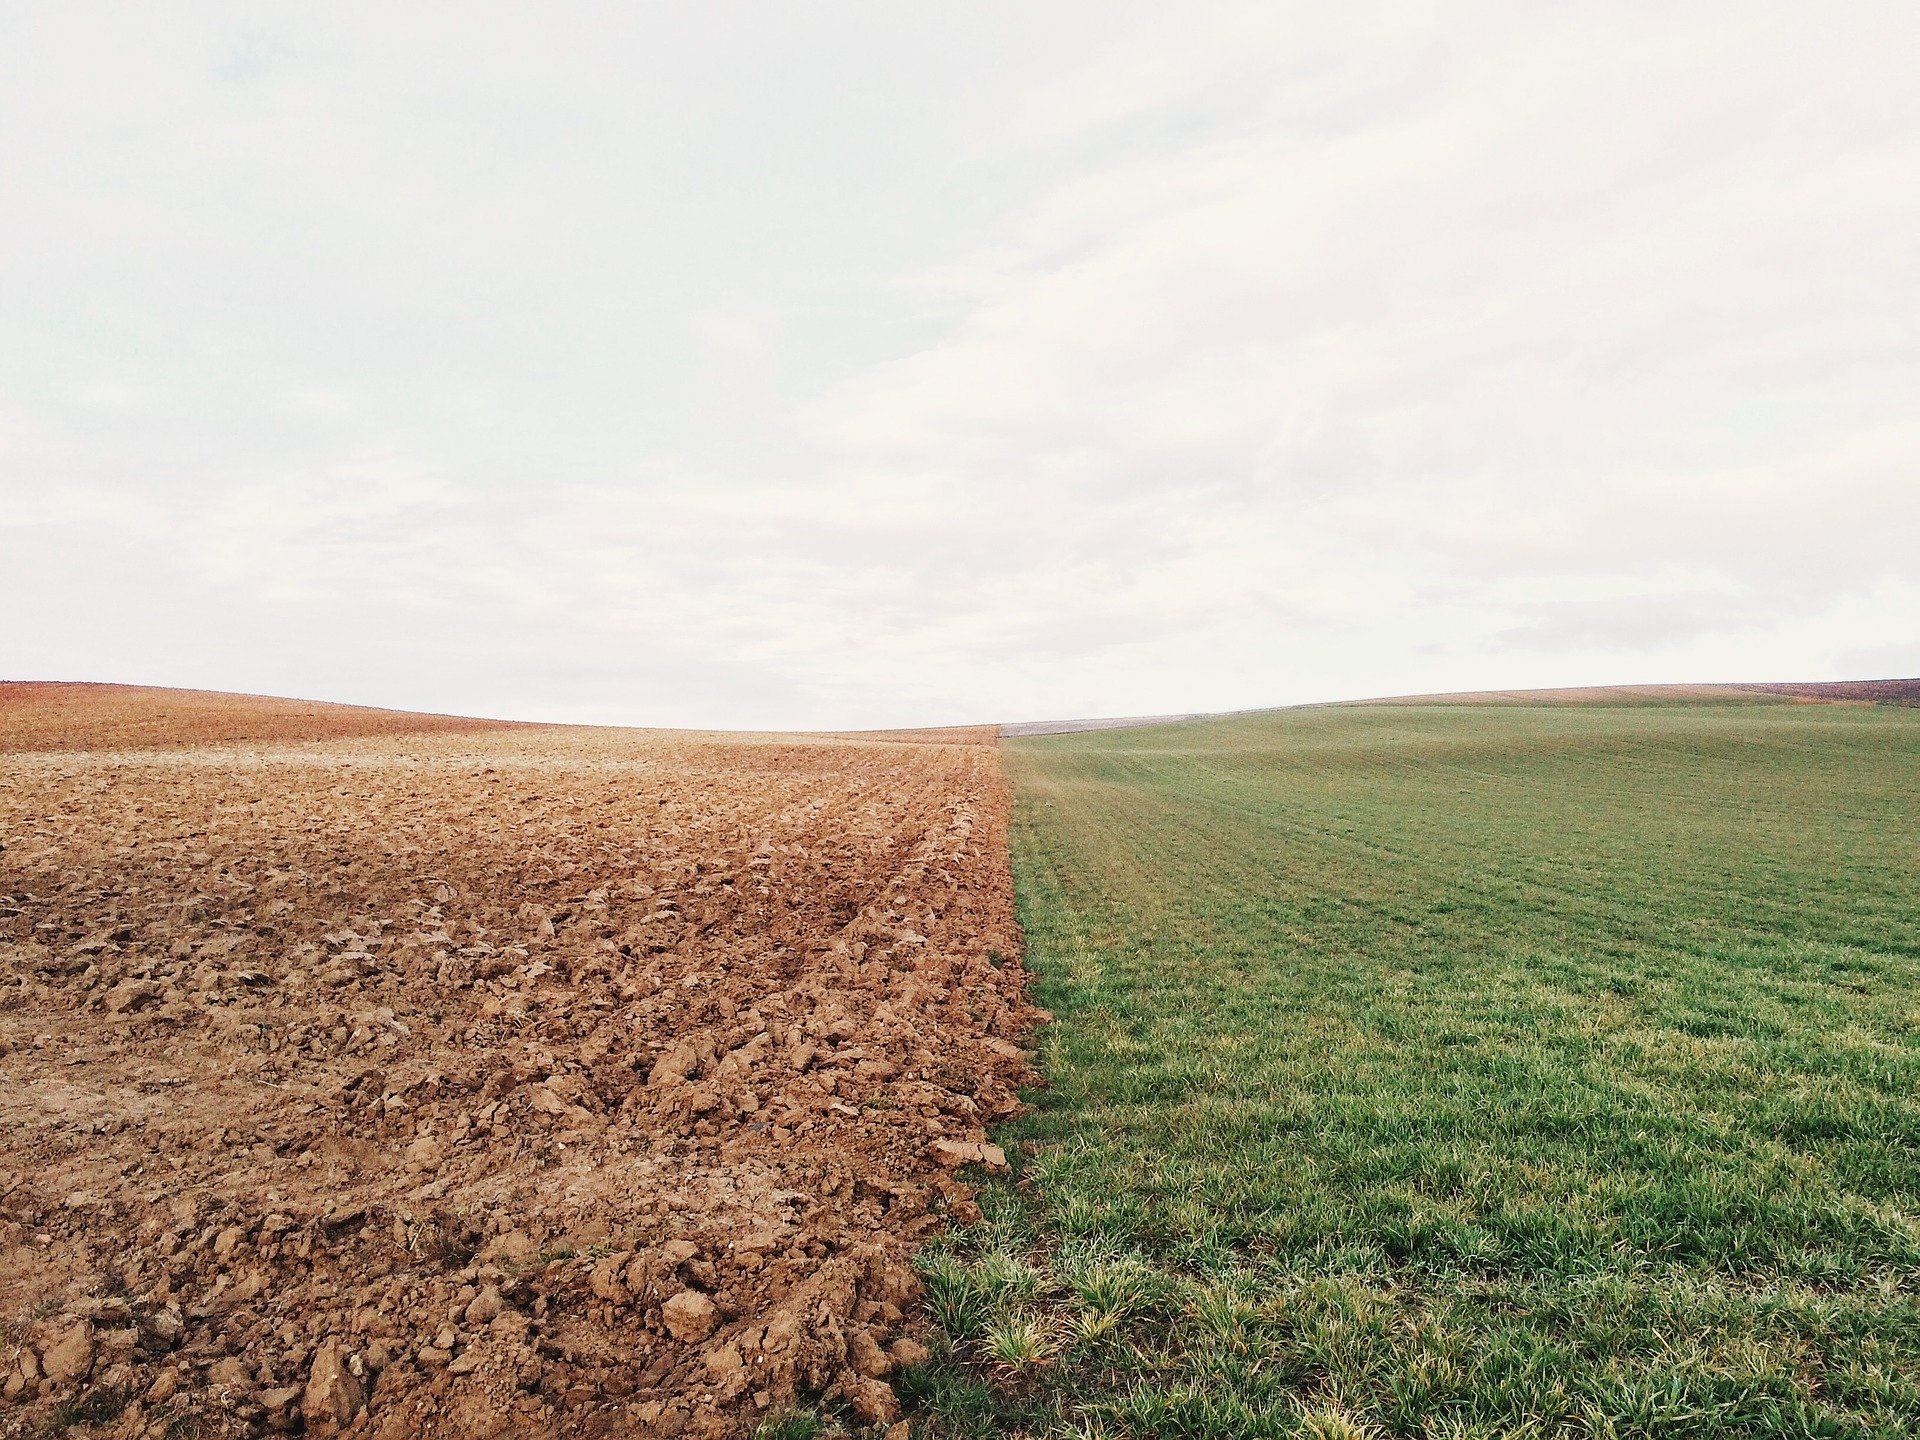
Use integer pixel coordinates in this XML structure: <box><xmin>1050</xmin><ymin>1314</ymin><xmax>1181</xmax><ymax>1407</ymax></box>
<box><xmin>3</xmin><ymin>3</ymin><xmax>1916</xmax><ymax>730</ymax></box>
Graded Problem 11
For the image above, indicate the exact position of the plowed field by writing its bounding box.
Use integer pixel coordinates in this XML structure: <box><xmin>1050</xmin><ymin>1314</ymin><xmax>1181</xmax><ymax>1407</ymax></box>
<box><xmin>0</xmin><ymin>687</ymin><xmax>1035</xmax><ymax>1439</ymax></box>
<box><xmin>0</xmin><ymin>684</ymin><xmax>524</xmax><ymax>753</ymax></box>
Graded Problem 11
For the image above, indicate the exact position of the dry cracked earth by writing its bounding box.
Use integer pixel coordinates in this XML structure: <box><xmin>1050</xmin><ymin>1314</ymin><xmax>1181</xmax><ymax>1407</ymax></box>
<box><xmin>0</xmin><ymin>685</ymin><xmax>1040</xmax><ymax>1440</ymax></box>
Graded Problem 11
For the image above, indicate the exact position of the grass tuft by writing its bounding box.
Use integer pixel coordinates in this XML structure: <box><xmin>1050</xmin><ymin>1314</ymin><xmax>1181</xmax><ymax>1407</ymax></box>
<box><xmin>750</xmin><ymin>1408</ymin><xmax>828</xmax><ymax>1440</ymax></box>
<box><xmin>982</xmin><ymin>1309</ymin><xmax>1055</xmax><ymax>1370</ymax></box>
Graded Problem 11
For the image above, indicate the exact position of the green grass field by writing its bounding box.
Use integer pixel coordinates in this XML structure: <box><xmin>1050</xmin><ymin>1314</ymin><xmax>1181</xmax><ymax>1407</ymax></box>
<box><xmin>908</xmin><ymin>700</ymin><xmax>1920</xmax><ymax>1440</ymax></box>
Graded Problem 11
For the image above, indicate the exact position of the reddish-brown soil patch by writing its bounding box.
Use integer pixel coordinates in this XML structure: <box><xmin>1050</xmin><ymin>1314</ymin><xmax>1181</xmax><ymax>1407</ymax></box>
<box><xmin>827</xmin><ymin>728</ymin><xmax>1000</xmax><ymax>748</ymax></box>
<box><xmin>0</xmin><ymin>696</ymin><xmax>1033</xmax><ymax>1438</ymax></box>
<box><xmin>1734</xmin><ymin>678</ymin><xmax>1920</xmax><ymax>707</ymax></box>
<box><xmin>1355</xmin><ymin>680</ymin><xmax>1920</xmax><ymax>709</ymax></box>
<box><xmin>0</xmin><ymin>683</ymin><xmax>523</xmax><ymax>754</ymax></box>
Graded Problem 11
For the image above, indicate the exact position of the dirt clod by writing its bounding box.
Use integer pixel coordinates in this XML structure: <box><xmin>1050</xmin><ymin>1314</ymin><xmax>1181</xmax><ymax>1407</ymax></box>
<box><xmin>889</xmin><ymin>1336</ymin><xmax>932</xmax><ymax>1369</ymax></box>
<box><xmin>41</xmin><ymin>1322</ymin><xmax>94</xmax><ymax>1385</ymax></box>
<box><xmin>662</xmin><ymin>1290</ymin><xmax>719</xmax><ymax>1342</ymax></box>
<box><xmin>848</xmin><ymin>1374</ymin><xmax>902</xmax><ymax>1425</ymax></box>
<box><xmin>305</xmin><ymin>1338</ymin><xmax>366</xmax><ymax>1430</ymax></box>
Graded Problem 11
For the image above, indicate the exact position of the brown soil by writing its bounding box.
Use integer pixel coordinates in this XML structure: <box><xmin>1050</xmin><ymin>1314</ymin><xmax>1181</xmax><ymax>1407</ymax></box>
<box><xmin>0</xmin><ymin>689</ymin><xmax>1034</xmax><ymax>1439</ymax></box>
<box><xmin>824</xmin><ymin>729</ymin><xmax>1000</xmax><ymax>749</ymax></box>
<box><xmin>1734</xmin><ymin>678</ymin><xmax>1920</xmax><ymax>707</ymax></box>
<box><xmin>0</xmin><ymin>684</ymin><xmax>523</xmax><ymax>754</ymax></box>
<box><xmin>1355</xmin><ymin>680</ymin><xmax>1920</xmax><ymax>709</ymax></box>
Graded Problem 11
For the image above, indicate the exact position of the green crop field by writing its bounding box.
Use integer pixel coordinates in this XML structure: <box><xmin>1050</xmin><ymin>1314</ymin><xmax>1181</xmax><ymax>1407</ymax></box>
<box><xmin>908</xmin><ymin>700</ymin><xmax>1920</xmax><ymax>1440</ymax></box>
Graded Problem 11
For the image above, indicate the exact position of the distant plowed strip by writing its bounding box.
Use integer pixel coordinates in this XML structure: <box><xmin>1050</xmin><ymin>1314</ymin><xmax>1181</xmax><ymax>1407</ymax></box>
<box><xmin>829</xmin><ymin>726</ymin><xmax>1002</xmax><ymax>746</ymax></box>
<box><xmin>1736</xmin><ymin>677</ymin><xmax>1920</xmax><ymax>706</ymax></box>
<box><xmin>0</xmin><ymin>682</ymin><xmax>522</xmax><ymax>752</ymax></box>
<box><xmin>1355</xmin><ymin>679</ymin><xmax>1920</xmax><ymax>708</ymax></box>
<box><xmin>0</xmin><ymin>711</ymin><xmax>1032</xmax><ymax>1438</ymax></box>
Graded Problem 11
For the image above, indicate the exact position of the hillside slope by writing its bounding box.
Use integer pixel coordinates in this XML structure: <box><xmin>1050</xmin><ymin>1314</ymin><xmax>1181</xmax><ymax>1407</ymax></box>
<box><xmin>0</xmin><ymin>683</ymin><xmax>521</xmax><ymax>753</ymax></box>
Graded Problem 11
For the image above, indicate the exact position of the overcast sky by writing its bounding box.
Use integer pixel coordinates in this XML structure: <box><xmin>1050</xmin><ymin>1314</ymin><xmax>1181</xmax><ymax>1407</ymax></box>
<box><xmin>3</xmin><ymin>4</ymin><xmax>1916</xmax><ymax>729</ymax></box>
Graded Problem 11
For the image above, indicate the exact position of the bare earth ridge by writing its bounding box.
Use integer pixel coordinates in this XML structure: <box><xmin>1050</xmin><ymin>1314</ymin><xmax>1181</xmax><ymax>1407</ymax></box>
<box><xmin>1734</xmin><ymin>678</ymin><xmax>1920</xmax><ymax>706</ymax></box>
<box><xmin>0</xmin><ymin>686</ymin><xmax>1036</xmax><ymax>1439</ymax></box>
<box><xmin>1352</xmin><ymin>679</ymin><xmax>1920</xmax><ymax>707</ymax></box>
<box><xmin>0</xmin><ymin>684</ymin><xmax>525</xmax><ymax>754</ymax></box>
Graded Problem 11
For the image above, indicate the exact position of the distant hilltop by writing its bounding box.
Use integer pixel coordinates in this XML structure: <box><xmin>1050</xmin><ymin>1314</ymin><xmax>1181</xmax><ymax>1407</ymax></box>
<box><xmin>1001</xmin><ymin>677</ymin><xmax>1920</xmax><ymax>737</ymax></box>
<box><xmin>1000</xmin><ymin>713</ymin><xmax>1206</xmax><ymax>738</ymax></box>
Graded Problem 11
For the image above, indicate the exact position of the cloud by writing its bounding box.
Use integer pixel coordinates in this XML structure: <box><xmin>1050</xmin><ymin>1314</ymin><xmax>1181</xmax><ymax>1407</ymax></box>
<box><xmin>2</xmin><ymin>3</ymin><xmax>1916</xmax><ymax>727</ymax></box>
<box><xmin>1495</xmin><ymin>592</ymin><xmax>1760</xmax><ymax>653</ymax></box>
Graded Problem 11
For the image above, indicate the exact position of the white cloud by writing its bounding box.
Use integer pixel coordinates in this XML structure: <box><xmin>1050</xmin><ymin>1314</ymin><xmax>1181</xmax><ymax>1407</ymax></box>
<box><xmin>2</xmin><ymin>3</ymin><xmax>1916</xmax><ymax>728</ymax></box>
